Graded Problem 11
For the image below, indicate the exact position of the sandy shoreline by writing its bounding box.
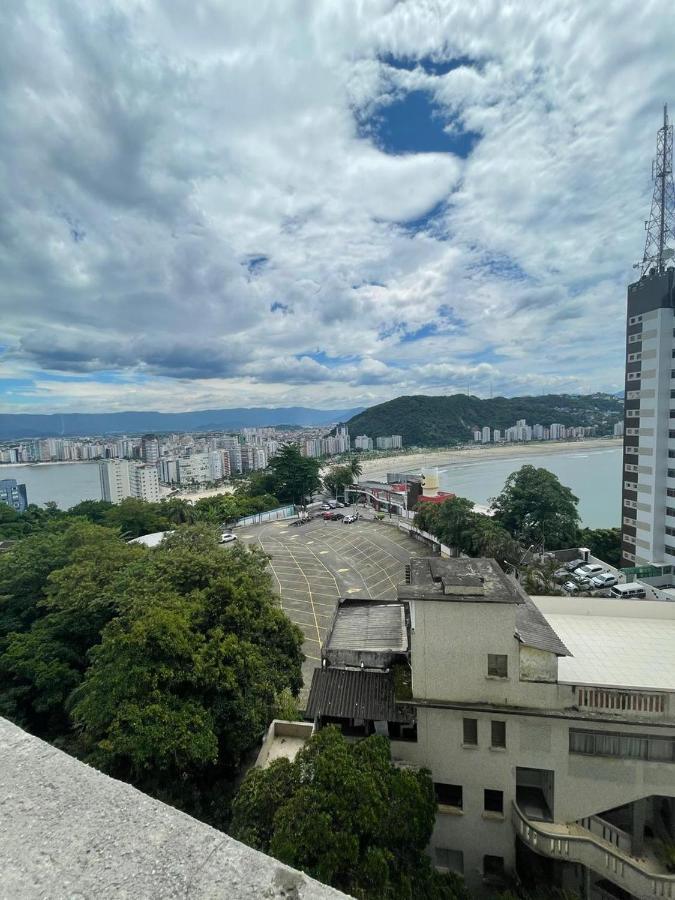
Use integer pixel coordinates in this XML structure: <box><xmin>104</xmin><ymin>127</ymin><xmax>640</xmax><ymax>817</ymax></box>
<box><xmin>358</xmin><ymin>438</ymin><xmax>622</xmax><ymax>480</ymax></box>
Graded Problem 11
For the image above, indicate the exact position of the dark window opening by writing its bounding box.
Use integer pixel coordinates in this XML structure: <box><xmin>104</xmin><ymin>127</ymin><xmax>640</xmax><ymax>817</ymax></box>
<box><xmin>487</xmin><ymin>654</ymin><xmax>508</xmax><ymax>678</ymax></box>
<box><xmin>463</xmin><ymin>717</ymin><xmax>478</xmax><ymax>746</ymax></box>
<box><xmin>491</xmin><ymin>720</ymin><xmax>506</xmax><ymax>749</ymax></box>
<box><xmin>435</xmin><ymin>782</ymin><xmax>463</xmax><ymax>808</ymax></box>
<box><xmin>483</xmin><ymin>855</ymin><xmax>504</xmax><ymax>877</ymax></box>
<box><xmin>484</xmin><ymin>789</ymin><xmax>504</xmax><ymax>814</ymax></box>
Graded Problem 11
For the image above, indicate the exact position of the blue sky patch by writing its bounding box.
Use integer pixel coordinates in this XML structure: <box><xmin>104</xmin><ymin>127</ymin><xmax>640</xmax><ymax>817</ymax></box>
<box><xmin>270</xmin><ymin>301</ymin><xmax>289</xmax><ymax>314</ymax></box>
<box><xmin>379</xmin><ymin>53</ymin><xmax>479</xmax><ymax>77</ymax></box>
<box><xmin>399</xmin><ymin>322</ymin><xmax>438</xmax><ymax>343</ymax></box>
<box><xmin>299</xmin><ymin>350</ymin><xmax>357</xmax><ymax>367</ymax></box>
<box><xmin>245</xmin><ymin>255</ymin><xmax>269</xmax><ymax>277</ymax></box>
<box><xmin>360</xmin><ymin>90</ymin><xmax>480</xmax><ymax>158</ymax></box>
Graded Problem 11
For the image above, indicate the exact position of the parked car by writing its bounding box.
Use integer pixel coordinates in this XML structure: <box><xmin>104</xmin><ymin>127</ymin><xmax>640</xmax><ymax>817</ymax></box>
<box><xmin>591</xmin><ymin>572</ymin><xmax>618</xmax><ymax>589</ymax></box>
<box><xmin>553</xmin><ymin>567</ymin><xmax>570</xmax><ymax>581</ymax></box>
<box><xmin>610</xmin><ymin>583</ymin><xmax>647</xmax><ymax>599</ymax></box>
<box><xmin>320</xmin><ymin>503</ymin><xmax>332</xmax><ymax>511</ymax></box>
<box><xmin>562</xmin><ymin>580</ymin><xmax>580</xmax><ymax>594</ymax></box>
<box><xmin>565</xmin><ymin>558</ymin><xmax>585</xmax><ymax>572</ymax></box>
<box><xmin>322</xmin><ymin>511</ymin><xmax>335</xmax><ymax>520</ymax></box>
<box><xmin>332</xmin><ymin>513</ymin><xmax>345</xmax><ymax>521</ymax></box>
<box><xmin>343</xmin><ymin>514</ymin><xmax>358</xmax><ymax>524</ymax></box>
<box><xmin>219</xmin><ymin>532</ymin><xmax>237</xmax><ymax>544</ymax></box>
<box><xmin>335</xmin><ymin>501</ymin><xmax>346</xmax><ymax>508</ymax></box>
<box><xmin>573</xmin><ymin>563</ymin><xmax>604</xmax><ymax>579</ymax></box>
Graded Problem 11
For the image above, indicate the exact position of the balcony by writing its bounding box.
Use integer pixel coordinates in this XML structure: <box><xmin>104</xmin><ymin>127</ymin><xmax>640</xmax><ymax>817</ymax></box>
<box><xmin>513</xmin><ymin>802</ymin><xmax>675</xmax><ymax>899</ymax></box>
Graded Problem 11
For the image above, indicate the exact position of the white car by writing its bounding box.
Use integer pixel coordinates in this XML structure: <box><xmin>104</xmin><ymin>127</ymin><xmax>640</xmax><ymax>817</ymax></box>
<box><xmin>591</xmin><ymin>572</ymin><xmax>618</xmax><ymax>589</ymax></box>
<box><xmin>562</xmin><ymin>580</ymin><xmax>580</xmax><ymax>594</ymax></box>
<box><xmin>343</xmin><ymin>514</ymin><xmax>358</xmax><ymax>524</ymax></box>
<box><xmin>573</xmin><ymin>563</ymin><xmax>604</xmax><ymax>579</ymax></box>
<box><xmin>320</xmin><ymin>503</ymin><xmax>332</xmax><ymax>511</ymax></box>
<box><xmin>219</xmin><ymin>532</ymin><xmax>237</xmax><ymax>544</ymax></box>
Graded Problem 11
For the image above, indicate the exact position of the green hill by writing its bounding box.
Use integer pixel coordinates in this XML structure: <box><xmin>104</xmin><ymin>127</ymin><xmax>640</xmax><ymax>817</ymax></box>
<box><xmin>346</xmin><ymin>393</ymin><xmax>623</xmax><ymax>447</ymax></box>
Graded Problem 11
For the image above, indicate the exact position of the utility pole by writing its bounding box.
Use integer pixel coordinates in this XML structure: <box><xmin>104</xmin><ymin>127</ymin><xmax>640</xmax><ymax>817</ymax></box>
<box><xmin>638</xmin><ymin>104</ymin><xmax>675</xmax><ymax>276</ymax></box>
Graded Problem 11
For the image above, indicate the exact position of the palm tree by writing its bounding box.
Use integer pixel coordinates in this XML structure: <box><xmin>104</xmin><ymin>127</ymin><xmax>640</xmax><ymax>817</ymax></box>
<box><xmin>348</xmin><ymin>457</ymin><xmax>363</xmax><ymax>480</ymax></box>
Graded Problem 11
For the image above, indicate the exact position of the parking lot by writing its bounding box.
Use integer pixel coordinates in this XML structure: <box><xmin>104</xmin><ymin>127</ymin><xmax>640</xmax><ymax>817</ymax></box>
<box><xmin>239</xmin><ymin>514</ymin><xmax>424</xmax><ymax>702</ymax></box>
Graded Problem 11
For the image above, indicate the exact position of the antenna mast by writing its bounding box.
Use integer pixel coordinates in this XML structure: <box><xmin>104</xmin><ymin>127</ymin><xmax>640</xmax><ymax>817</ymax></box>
<box><xmin>639</xmin><ymin>104</ymin><xmax>675</xmax><ymax>276</ymax></box>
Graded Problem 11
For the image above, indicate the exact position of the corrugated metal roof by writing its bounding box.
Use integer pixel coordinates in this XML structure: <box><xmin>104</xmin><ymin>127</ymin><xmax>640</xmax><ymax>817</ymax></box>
<box><xmin>515</xmin><ymin>594</ymin><xmax>571</xmax><ymax>657</ymax></box>
<box><xmin>306</xmin><ymin>668</ymin><xmax>412</xmax><ymax>723</ymax></box>
<box><xmin>326</xmin><ymin>603</ymin><xmax>407</xmax><ymax>652</ymax></box>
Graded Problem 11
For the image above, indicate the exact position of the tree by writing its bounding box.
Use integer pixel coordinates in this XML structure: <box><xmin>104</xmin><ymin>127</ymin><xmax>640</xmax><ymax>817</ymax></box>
<box><xmin>68</xmin><ymin>530</ymin><xmax>304</xmax><ymax>826</ymax></box>
<box><xmin>264</xmin><ymin>443</ymin><xmax>321</xmax><ymax>505</ymax></box>
<box><xmin>102</xmin><ymin>497</ymin><xmax>169</xmax><ymax>538</ymax></box>
<box><xmin>160</xmin><ymin>497</ymin><xmax>197</xmax><ymax>525</ymax></box>
<box><xmin>577</xmin><ymin>527</ymin><xmax>621</xmax><ymax>567</ymax></box>
<box><xmin>0</xmin><ymin>519</ymin><xmax>141</xmax><ymax>739</ymax></box>
<box><xmin>348</xmin><ymin>456</ymin><xmax>363</xmax><ymax>480</ymax></box>
<box><xmin>323</xmin><ymin>464</ymin><xmax>354</xmax><ymax>498</ymax></box>
<box><xmin>231</xmin><ymin>727</ymin><xmax>469</xmax><ymax>900</ymax></box>
<box><xmin>490</xmin><ymin>466</ymin><xmax>580</xmax><ymax>551</ymax></box>
<box><xmin>67</xmin><ymin>499</ymin><xmax>115</xmax><ymax>523</ymax></box>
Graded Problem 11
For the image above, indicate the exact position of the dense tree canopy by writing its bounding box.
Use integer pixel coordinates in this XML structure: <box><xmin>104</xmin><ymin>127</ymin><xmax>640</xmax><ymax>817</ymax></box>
<box><xmin>490</xmin><ymin>465</ymin><xmax>580</xmax><ymax>551</ymax></box>
<box><xmin>0</xmin><ymin>520</ymin><xmax>303</xmax><ymax>827</ymax></box>
<box><xmin>231</xmin><ymin>727</ymin><xmax>469</xmax><ymax>900</ymax></box>
<box><xmin>414</xmin><ymin>497</ymin><xmax>521</xmax><ymax>570</ymax></box>
<box><xmin>577</xmin><ymin>527</ymin><xmax>621</xmax><ymax>568</ymax></box>
<box><xmin>346</xmin><ymin>393</ymin><xmax>623</xmax><ymax>447</ymax></box>
<box><xmin>323</xmin><ymin>457</ymin><xmax>362</xmax><ymax>497</ymax></box>
<box><xmin>248</xmin><ymin>443</ymin><xmax>321</xmax><ymax>504</ymax></box>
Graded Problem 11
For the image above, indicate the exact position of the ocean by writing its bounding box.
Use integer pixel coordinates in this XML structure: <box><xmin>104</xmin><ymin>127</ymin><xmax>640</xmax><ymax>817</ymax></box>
<box><xmin>0</xmin><ymin>462</ymin><xmax>102</xmax><ymax>510</ymax></box>
<box><xmin>391</xmin><ymin>445</ymin><xmax>623</xmax><ymax>528</ymax></box>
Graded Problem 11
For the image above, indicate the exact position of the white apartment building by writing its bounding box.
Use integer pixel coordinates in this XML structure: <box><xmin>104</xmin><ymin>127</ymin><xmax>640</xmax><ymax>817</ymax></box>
<box><xmin>100</xmin><ymin>460</ymin><xmax>160</xmax><ymax>503</ymax></box>
<box><xmin>375</xmin><ymin>435</ymin><xmax>404</xmax><ymax>451</ymax></box>
<box><xmin>307</xmin><ymin>557</ymin><xmax>675</xmax><ymax>899</ymax></box>
<box><xmin>303</xmin><ymin>439</ymin><xmax>322</xmax><ymax>458</ymax></box>
<box><xmin>473</xmin><ymin>430</ymin><xmax>482</xmax><ymax>442</ymax></box>
<box><xmin>128</xmin><ymin>463</ymin><xmax>160</xmax><ymax>502</ymax></box>
<box><xmin>227</xmin><ymin>446</ymin><xmax>243</xmax><ymax>474</ymax></box>
<box><xmin>481</xmin><ymin>426</ymin><xmax>491</xmax><ymax>444</ymax></box>
<box><xmin>159</xmin><ymin>458</ymin><xmax>180</xmax><ymax>484</ymax></box>
<box><xmin>178</xmin><ymin>453</ymin><xmax>211</xmax><ymax>485</ymax></box>
<box><xmin>550</xmin><ymin>423</ymin><xmax>565</xmax><ymax>440</ymax></box>
<box><xmin>355</xmin><ymin>435</ymin><xmax>374</xmax><ymax>451</ymax></box>
<box><xmin>621</xmin><ymin>269</ymin><xmax>675</xmax><ymax>572</ymax></box>
<box><xmin>493</xmin><ymin>429</ymin><xmax>501</xmax><ymax>443</ymax></box>
<box><xmin>99</xmin><ymin>459</ymin><xmax>131</xmax><ymax>503</ymax></box>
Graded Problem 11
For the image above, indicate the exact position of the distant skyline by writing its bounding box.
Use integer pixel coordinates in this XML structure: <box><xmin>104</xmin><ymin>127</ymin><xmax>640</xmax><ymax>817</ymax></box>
<box><xmin>1</xmin><ymin>2</ymin><xmax>674</xmax><ymax>413</ymax></box>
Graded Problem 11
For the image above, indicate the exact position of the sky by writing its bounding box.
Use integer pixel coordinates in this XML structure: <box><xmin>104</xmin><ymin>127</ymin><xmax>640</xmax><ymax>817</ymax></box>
<box><xmin>1</xmin><ymin>1</ymin><xmax>675</xmax><ymax>414</ymax></box>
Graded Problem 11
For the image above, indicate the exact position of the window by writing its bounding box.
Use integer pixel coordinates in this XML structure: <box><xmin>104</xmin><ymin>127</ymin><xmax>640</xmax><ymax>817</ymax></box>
<box><xmin>569</xmin><ymin>729</ymin><xmax>675</xmax><ymax>762</ymax></box>
<box><xmin>628</xmin><ymin>333</ymin><xmax>641</xmax><ymax>343</ymax></box>
<box><xmin>463</xmin><ymin>717</ymin><xmax>478</xmax><ymax>746</ymax></box>
<box><xmin>484</xmin><ymin>789</ymin><xmax>504</xmax><ymax>814</ymax></box>
<box><xmin>435</xmin><ymin>848</ymin><xmax>464</xmax><ymax>874</ymax></box>
<box><xmin>487</xmin><ymin>654</ymin><xmax>508</xmax><ymax>678</ymax></box>
<box><xmin>491</xmin><ymin>721</ymin><xmax>506</xmax><ymax>749</ymax></box>
<box><xmin>435</xmin><ymin>783</ymin><xmax>463</xmax><ymax>809</ymax></box>
<box><xmin>483</xmin><ymin>855</ymin><xmax>505</xmax><ymax>878</ymax></box>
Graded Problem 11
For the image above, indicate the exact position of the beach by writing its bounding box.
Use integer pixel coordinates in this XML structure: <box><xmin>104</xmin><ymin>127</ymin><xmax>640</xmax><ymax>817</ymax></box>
<box><xmin>358</xmin><ymin>437</ymin><xmax>622</xmax><ymax>480</ymax></box>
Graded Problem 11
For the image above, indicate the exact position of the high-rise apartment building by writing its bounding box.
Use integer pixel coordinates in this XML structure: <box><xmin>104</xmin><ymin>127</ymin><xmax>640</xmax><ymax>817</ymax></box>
<box><xmin>129</xmin><ymin>463</ymin><xmax>161</xmax><ymax>502</ymax></box>
<box><xmin>621</xmin><ymin>106</ymin><xmax>675</xmax><ymax>572</ymax></box>
<box><xmin>99</xmin><ymin>460</ymin><xmax>132</xmax><ymax>504</ymax></box>
<box><xmin>0</xmin><ymin>478</ymin><xmax>28</xmax><ymax>512</ymax></box>
<box><xmin>141</xmin><ymin>434</ymin><xmax>160</xmax><ymax>464</ymax></box>
<box><xmin>481</xmin><ymin>426</ymin><xmax>491</xmax><ymax>444</ymax></box>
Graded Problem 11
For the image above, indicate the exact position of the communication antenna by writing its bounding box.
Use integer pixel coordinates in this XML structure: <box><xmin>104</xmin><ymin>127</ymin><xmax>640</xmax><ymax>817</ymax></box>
<box><xmin>637</xmin><ymin>104</ymin><xmax>675</xmax><ymax>276</ymax></box>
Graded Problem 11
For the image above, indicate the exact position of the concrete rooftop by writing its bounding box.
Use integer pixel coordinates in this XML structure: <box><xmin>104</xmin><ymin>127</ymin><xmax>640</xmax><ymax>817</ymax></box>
<box><xmin>0</xmin><ymin>716</ymin><xmax>347</xmax><ymax>899</ymax></box>
<box><xmin>533</xmin><ymin>596</ymin><xmax>675</xmax><ymax>692</ymax></box>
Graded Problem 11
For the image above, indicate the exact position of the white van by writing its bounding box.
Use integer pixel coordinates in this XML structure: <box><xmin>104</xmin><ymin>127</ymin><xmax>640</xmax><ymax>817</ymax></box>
<box><xmin>610</xmin><ymin>583</ymin><xmax>646</xmax><ymax>599</ymax></box>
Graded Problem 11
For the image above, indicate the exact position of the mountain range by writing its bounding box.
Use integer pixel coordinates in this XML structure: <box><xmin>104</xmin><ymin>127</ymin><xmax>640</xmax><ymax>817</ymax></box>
<box><xmin>0</xmin><ymin>407</ymin><xmax>365</xmax><ymax>440</ymax></box>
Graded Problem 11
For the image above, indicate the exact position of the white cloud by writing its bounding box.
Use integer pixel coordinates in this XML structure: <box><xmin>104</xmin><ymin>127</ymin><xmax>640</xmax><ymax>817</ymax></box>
<box><xmin>0</xmin><ymin>0</ymin><xmax>673</xmax><ymax>413</ymax></box>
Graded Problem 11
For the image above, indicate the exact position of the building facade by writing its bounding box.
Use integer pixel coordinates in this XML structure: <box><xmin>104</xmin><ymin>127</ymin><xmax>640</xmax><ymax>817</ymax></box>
<box><xmin>620</xmin><ymin>269</ymin><xmax>675</xmax><ymax>570</ymax></box>
<box><xmin>99</xmin><ymin>460</ymin><xmax>131</xmax><ymax>504</ymax></box>
<box><xmin>307</xmin><ymin>557</ymin><xmax>675</xmax><ymax>899</ymax></box>
<box><xmin>0</xmin><ymin>478</ymin><xmax>28</xmax><ymax>512</ymax></box>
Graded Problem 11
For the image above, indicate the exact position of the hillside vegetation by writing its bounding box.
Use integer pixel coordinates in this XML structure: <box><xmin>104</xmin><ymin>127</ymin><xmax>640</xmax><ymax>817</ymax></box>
<box><xmin>345</xmin><ymin>393</ymin><xmax>623</xmax><ymax>447</ymax></box>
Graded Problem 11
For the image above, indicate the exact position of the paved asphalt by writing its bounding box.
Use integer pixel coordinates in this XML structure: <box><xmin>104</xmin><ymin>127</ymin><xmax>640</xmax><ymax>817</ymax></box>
<box><xmin>238</xmin><ymin>512</ymin><xmax>424</xmax><ymax>704</ymax></box>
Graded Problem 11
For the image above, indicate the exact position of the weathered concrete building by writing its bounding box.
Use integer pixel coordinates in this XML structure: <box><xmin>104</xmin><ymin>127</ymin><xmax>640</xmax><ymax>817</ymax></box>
<box><xmin>307</xmin><ymin>557</ymin><xmax>675</xmax><ymax>899</ymax></box>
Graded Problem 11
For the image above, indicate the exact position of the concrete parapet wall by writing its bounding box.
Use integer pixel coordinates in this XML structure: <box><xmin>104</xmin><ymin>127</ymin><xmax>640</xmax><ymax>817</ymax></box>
<box><xmin>0</xmin><ymin>716</ymin><xmax>345</xmax><ymax>899</ymax></box>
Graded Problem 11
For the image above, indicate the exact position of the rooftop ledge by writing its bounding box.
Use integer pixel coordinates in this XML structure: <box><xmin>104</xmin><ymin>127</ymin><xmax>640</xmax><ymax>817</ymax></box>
<box><xmin>0</xmin><ymin>716</ymin><xmax>347</xmax><ymax>899</ymax></box>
